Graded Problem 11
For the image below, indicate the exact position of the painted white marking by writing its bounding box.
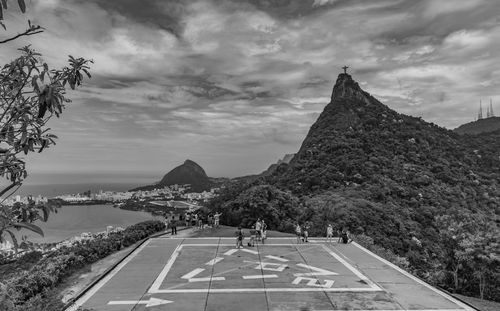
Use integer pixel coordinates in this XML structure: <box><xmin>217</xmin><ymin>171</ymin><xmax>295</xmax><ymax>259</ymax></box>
<box><xmin>181</xmin><ymin>267</ymin><xmax>226</xmax><ymax>282</ymax></box>
<box><xmin>151</xmin><ymin>287</ymin><xmax>381</xmax><ymax>293</ymax></box>
<box><xmin>66</xmin><ymin>239</ymin><xmax>153</xmax><ymax>311</ymax></box>
<box><xmin>265</xmin><ymin>255</ymin><xmax>288</xmax><ymax>262</ymax></box>
<box><xmin>244</xmin><ymin>260</ymin><xmax>288</xmax><ymax>272</ymax></box>
<box><xmin>314</xmin><ymin>310</ymin><xmax>467</xmax><ymax>311</ymax></box>
<box><xmin>108</xmin><ymin>298</ymin><xmax>173</xmax><ymax>307</ymax></box>
<box><xmin>149</xmin><ymin>243</ymin><xmax>182</xmax><ymax>293</ymax></box>
<box><xmin>188</xmin><ymin>277</ymin><xmax>225</xmax><ymax>282</ymax></box>
<box><xmin>205</xmin><ymin>257</ymin><xmax>224</xmax><ymax>266</ymax></box>
<box><xmin>241</xmin><ymin>248</ymin><xmax>258</xmax><ymax>255</ymax></box>
<box><xmin>242</xmin><ymin>274</ymin><xmax>278</xmax><ymax>280</ymax></box>
<box><xmin>352</xmin><ymin>242</ymin><xmax>475</xmax><ymax>311</ymax></box>
<box><xmin>181</xmin><ymin>268</ymin><xmax>205</xmax><ymax>280</ymax></box>
<box><xmin>148</xmin><ymin>243</ymin><xmax>383</xmax><ymax>294</ymax></box>
<box><xmin>320</xmin><ymin>244</ymin><xmax>381</xmax><ymax>290</ymax></box>
<box><xmin>292</xmin><ymin>277</ymin><xmax>335</xmax><ymax>288</ymax></box>
<box><xmin>294</xmin><ymin>263</ymin><xmax>338</xmax><ymax>276</ymax></box>
<box><xmin>224</xmin><ymin>249</ymin><xmax>238</xmax><ymax>256</ymax></box>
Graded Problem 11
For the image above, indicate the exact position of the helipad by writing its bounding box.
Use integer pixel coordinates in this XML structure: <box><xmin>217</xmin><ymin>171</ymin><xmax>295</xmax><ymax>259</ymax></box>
<box><xmin>68</xmin><ymin>237</ymin><xmax>476</xmax><ymax>311</ymax></box>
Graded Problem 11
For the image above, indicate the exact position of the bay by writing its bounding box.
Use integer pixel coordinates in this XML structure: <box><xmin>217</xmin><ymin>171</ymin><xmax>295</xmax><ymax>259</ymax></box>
<box><xmin>14</xmin><ymin>204</ymin><xmax>159</xmax><ymax>244</ymax></box>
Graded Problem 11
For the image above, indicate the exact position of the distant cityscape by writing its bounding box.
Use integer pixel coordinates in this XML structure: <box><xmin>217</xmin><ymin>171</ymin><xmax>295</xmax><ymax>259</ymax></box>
<box><xmin>0</xmin><ymin>184</ymin><xmax>221</xmax><ymax>254</ymax></box>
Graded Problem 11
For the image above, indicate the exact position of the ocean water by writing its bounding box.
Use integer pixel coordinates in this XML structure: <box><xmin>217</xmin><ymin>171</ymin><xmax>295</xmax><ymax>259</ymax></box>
<box><xmin>12</xmin><ymin>204</ymin><xmax>160</xmax><ymax>244</ymax></box>
<box><xmin>14</xmin><ymin>183</ymin><xmax>143</xmax><ymax>197</ymax></box>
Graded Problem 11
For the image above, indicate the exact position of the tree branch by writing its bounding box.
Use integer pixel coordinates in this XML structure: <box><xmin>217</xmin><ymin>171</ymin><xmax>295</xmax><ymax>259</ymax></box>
<box><xmin>0</xmin><ymin>26</ymin><xmax>43</xmax><ymax>44</ymax></box>
<box><xmin>0</xmin><ymin>182</ymin><xmax>20</xmax><ymax>198</ymax></box>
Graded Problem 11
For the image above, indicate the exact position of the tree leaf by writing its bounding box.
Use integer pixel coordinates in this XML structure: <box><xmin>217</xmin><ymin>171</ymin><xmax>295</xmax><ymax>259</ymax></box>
<box><xmin>18</xmin><ymin>0</ymin><xmax>26</xmax><ymax>13</ymax></box>
<box><xmin>13</xmin><ymin>222</ymin><xmax>44</xmax><ymax>237</ymax></box>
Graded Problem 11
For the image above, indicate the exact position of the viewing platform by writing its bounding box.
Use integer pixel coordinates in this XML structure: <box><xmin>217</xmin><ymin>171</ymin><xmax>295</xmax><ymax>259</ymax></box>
<box><xmin>66</xmin><ymin>235</ymin><xmax>475</xmax><ymax>311</ymax></box>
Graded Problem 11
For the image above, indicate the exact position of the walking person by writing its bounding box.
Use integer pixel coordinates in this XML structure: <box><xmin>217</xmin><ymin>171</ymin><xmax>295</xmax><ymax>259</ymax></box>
<box><xmin>235</xmin><ymin>226</ymin><xmax>244</xmax><ymax>249</ymax></box>
<box><xmin>326</xmin><ymin>224</ymin><xmax>333</xmax><ymax>244</ymax></box>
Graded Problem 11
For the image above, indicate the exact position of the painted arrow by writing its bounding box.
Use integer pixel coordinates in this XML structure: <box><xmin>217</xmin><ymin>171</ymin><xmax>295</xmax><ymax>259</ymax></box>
<box><xmin>108</xmin><ymin>297</ymin><xmax>173</xmax><ymax>307</ymax></box>
<box><xmin>294</xmin><ymin>263</ymin><xmax>338</xmax><ymax>276</ymax></box>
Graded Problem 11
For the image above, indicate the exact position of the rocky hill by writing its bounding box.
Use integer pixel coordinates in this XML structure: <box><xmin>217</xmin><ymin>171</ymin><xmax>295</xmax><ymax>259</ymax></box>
<box><xmin>209</xmin><ymin>73</ymin><xmax>500</xmax><ymax>301</ymax></box>
<box><xmin>260</xmin><ymin>153</ymin><xmax>295</xmax><ymax>176</ymax></box>
<box><xmin>454</xmin><ymin>117</ymin><xmax>500</xmax><ymax>135</ymax></box>
<box><xmin>133</xmin><ymin>159</ymin><xmax>212</xmax><ymax>192</ymax></box>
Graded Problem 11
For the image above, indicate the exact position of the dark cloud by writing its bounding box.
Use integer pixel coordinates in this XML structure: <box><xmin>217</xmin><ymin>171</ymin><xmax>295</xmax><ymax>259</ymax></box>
<box><xmin>86</xmin><ymin>0</ymin><xmax>188</xmax><ymax>37</ymax></box>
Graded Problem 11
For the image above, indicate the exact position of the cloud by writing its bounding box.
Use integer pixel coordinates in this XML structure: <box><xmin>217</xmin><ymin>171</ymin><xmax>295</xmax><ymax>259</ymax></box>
<box><xmin>1</xmin><ymin>0</ymin><xmax>499</xmax><ymax>179</ymax></box>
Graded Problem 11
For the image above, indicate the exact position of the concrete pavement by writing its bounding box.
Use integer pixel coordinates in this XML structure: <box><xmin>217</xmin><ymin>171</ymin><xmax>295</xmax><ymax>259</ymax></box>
<box><xmin>67</xmin><ymin>236</ymin><xmax>475</xmax><ymax>311</ymax></box>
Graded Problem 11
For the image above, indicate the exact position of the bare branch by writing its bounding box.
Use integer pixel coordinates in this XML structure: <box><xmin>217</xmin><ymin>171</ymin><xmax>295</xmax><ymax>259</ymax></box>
<box><xmin>0</xmin><ymin>26</ymin><xmax>43</xmax><ymax>44</ymax></box>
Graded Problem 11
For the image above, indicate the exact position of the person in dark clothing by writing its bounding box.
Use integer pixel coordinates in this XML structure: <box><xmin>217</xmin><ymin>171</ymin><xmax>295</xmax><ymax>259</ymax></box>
<box><xmin>235</xmin><ymin>226</ymin><xmax>244</xmax><ymax>248</ymax></box>
<box><xmin>171</xmin><ymin>219</ymin><xmax>177</xmax><ymax>235</ymax></box>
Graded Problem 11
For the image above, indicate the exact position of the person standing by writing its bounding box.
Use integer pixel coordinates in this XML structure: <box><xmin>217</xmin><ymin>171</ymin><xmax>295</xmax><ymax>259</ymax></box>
<box><xmin>214</xmin><ymin>212</ymin><xmax>222</xmax><ymax>228</ymax></box>
<box><xmin>261</xmin><ymin>220</ymin><xmax>267</xmax><ymax>243</ymax></box>
<box><xmin>326</xmin><ymin>224</ymin><xmax>333</xmax><ymax>244</ymax></box>
<box><xmin>171</xmin><ymin>218</ymin><xmax>177</xmax><ymax>235</ymax></box>
<box><xmin>302</xmin><ymin>222</ymin><xmax>310</xmax><ymax>243</ymax></box>
<box><xmin>235</xmin><ymin>226</ymin><xmax>244</xmax><ymax>248</ymax></box>
<box><xmin>185</xmin><ymin>213</ymin><xmax>191</xmax><ymax>227</ymax></box>
<box><xmin>248</xmin><ymin>225</ymin><xmax>257</xmax><ymax>247</ymax></box>
<box><xmin>255</xmin><ymin>218</ymin><xmax>262</xmax><ymax>241</ymax></box>
<box><xmin>295</xmin><ymin>223</ymin><xmax>302</xmax><ymax>244</ymax></box>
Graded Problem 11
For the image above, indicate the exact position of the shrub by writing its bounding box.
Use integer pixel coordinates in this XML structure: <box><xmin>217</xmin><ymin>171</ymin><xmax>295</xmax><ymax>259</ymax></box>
<box><xmin>3</xmin><ymin>220</ymin><xmax>165</xmax><ymax>307</ymax></box>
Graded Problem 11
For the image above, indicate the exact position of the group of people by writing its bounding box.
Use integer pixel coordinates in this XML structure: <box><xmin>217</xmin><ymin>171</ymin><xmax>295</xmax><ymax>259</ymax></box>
<box><xmin>184</xmin><ymin>212</ymin><xmax>222</xmax><ymax>229</ymax></box>
<box><xmin>296</xmin><ymin>222</ymin><xmax>352</xmax><ymax>244</ymax></box>
<box><xmin>327</xmin><ymin>224</ymin><xmax>352</xmax><ymax>244</ymax></box>
<box><xmin>235</xmin><ymin>218</ymin><xmax>268</xmax><ymax>248</ymax></box>
<box><xmin>295</xmin><ymin>222</ymin><xmax>311</xmax><ymax>243</ymax></box>
<box><xmin>164</xmin><ymin>211</ymin><xmax>223</xmax><ymax>235</ymax></box>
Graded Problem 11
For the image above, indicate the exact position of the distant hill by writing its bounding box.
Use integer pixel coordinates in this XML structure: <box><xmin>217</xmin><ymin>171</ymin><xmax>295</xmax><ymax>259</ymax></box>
<box><xmin>454</xmin><ymin>117</ymin><xmax>500</xmax><ymax>135</ymax></box>
<box><xmin>209</xmin><ymin>73</ymin><xmax>500</xmax><ymax>302</ymax></box>
<box><xmin>132</xmin><ymin>160</ymin><xmax>212</xmax><ymax>192</ymax></box>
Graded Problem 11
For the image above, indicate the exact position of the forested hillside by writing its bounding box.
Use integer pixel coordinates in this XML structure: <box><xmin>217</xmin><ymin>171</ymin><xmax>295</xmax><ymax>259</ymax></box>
<box><xmin>208</xmin><ymin>73</ymin><xmax>500</xmax><ymax>301</ymax></box>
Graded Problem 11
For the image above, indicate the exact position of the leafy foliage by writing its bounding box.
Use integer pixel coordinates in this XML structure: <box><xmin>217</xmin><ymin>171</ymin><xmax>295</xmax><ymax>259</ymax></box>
<box><xmin>0</xmin><ymin>220</ymin><xmax>165</xmax><ymax>310</ymax></box>
<box><xmin>0</xmin><ymin>1</ymin><xmax>93</xmax><ymax>250</ymax></box>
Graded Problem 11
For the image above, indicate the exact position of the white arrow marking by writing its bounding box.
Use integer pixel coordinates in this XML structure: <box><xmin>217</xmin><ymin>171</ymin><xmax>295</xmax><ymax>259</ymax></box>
<box><xmin>265</xmin><ymin>255</ymin><xmax>289</xmax><ymax>262</ymax></box>
<box><xmin>241</xmin><ymin>249</ymin><xmax>258</xmax><ymax>255</ymax></box>
<box><xmin>205</xmin><ymin>257</ymin><xmax>224</xmax><ymax>266</ymax></box>
<box><xmin>292</xmin><ymin>277</ymin><xmax>335</xmax><ymax>288</ymax></box>
<box><xmin>108</xmin><ymin>297</ymin><xmax>173</xmax><ymax>307</ymax></box>
<box><xmin>181</xmin><ymin>268</ymin><xmax>225</xmax><ymax>282</ymax></box>
<box><xmin>294</xmin><ymin>263</ymin><xmax>338</xmax><ymax>276</ymax></box>
<box><xmin>181</xmin><ymin>268</ymin><xmax>205</xmax><ymax>279</ymax></box>
<box><xmin>224</xmin><ymin>249</ymin><xmax>238</xmax><ymax>256</ymax></box>
<box><xmin>244</xmin><ymin>261</ymin><xmax>288</xmax><ymax>272</ymax></box>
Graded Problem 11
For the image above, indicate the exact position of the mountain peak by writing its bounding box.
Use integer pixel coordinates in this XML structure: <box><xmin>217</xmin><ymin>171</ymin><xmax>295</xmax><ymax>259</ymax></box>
<box><xmin>330</xmin><ymin>73</ymin><xmax>376</xmax><ymax>105</ymax></box>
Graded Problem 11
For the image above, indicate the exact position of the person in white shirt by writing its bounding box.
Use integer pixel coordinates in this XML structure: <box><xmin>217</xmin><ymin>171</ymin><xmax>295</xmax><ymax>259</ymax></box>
<box><xmin>326</xmin><ymin>224</ymin><xmax>333</xmax><ymax>244</ymax></box>
<box><xmin>214</xmin><ymin>212</ymin><xmax>222</xmax><ymax>228</ymax></box>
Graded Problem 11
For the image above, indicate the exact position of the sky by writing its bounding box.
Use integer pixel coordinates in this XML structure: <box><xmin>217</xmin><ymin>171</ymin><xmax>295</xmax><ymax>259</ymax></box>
<box><xmin>1</xmin><ymin>0</ymin><xmax>500</xmax><ymax>184</ymax></box>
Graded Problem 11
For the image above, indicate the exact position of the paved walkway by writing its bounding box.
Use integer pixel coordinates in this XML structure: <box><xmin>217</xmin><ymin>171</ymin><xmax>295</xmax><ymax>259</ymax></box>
<box><xmin>67</xmin><ymin>237</ymin><xmax>475</xmax><ymax>311</ymax></box>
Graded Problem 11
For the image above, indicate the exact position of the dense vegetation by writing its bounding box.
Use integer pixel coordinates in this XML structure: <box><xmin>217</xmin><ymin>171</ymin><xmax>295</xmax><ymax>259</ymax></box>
<box><xmin>0</xmin><ymin>220</ymin><xmax>165</xmax><ymax>311</ymax></box>
<box><xmin>208</xmin><ymin>74</ymin><xmax>500</xmax><ymax>301</ymax></box>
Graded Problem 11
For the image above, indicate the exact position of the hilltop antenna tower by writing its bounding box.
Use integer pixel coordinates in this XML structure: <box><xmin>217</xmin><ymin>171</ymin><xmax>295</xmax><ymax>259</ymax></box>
<box><xmin>478</xmin><ymin>100</ymin><xmax>483</xmax><ymax>120</ymax></box>
<box><xmin>490</xmin><ymin>99</ymin><xmax>494</xmax><ymax>117</ymax></box>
